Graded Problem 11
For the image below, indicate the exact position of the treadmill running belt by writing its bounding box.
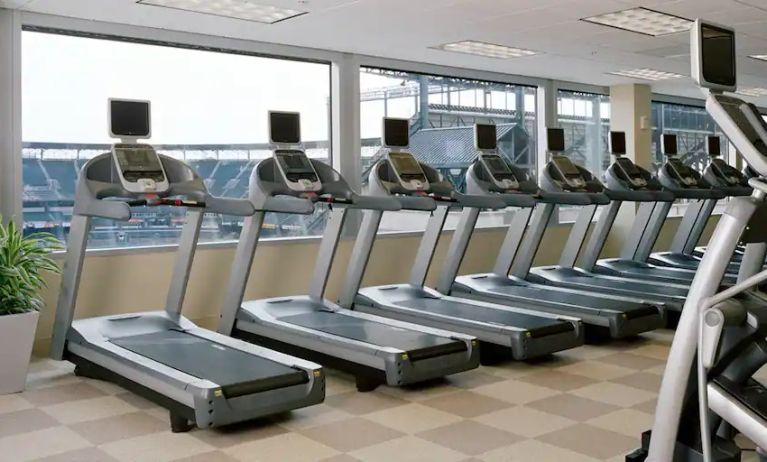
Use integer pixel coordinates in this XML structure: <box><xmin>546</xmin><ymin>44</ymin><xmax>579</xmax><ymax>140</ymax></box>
<box><xmin>401</xmin><ymin>298</ymin><xmax>574</xmax><ymax>338</ymax></box>
<box><xmin>280</xmin><ymin>311</ymin><xmax>466</xmax><ymax>360</ymax></box>
<box><xmin>112</xmin><ymin>330</ymin><xmax>308</xmax><ymax>397</ymax></box>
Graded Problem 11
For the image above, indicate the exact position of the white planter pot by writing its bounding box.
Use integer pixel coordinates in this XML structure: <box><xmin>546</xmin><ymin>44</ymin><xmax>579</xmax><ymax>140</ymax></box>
<box><xmin>0</xmin><ymin>311</ymin><xmax>39</xmax><ymax>394</ymax></box>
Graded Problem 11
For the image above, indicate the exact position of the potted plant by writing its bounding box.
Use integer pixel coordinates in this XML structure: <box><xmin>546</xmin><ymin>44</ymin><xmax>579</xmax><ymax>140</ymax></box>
<box><xmin>0</xmin><ymin>218</ymin><xmax>62</xmax><ymax>394</ymax></box>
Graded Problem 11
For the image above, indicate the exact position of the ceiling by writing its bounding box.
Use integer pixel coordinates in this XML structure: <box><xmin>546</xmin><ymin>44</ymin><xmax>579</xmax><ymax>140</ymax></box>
<box><xmin>4</xmin><ymin>0</ymin><xmax>767</xmax><ymax>103</ymax></box>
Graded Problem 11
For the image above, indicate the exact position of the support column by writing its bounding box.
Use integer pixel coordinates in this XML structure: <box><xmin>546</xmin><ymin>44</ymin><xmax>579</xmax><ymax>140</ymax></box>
<box><xmin>0</xmin><ymin>9</ymin><xmax>22</xmax><ymax>224</ymax></box>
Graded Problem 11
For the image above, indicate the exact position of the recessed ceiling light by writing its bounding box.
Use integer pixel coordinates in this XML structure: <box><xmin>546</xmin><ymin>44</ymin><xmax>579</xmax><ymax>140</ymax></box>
<box><xmin>433</xmin><ymin>40</ymin><xmax>539</xmax><ymax>59</ymax></box>
<box><xmin>737</xmin><ymin>87</ymin><xmax>767</xmax><ymax>97</ymax></box>
<box><xmin>607</xmin><ymin>68</ymin><xmax>685</xmax><ymax>81</ymax></box>
<box><xmin>136</xmin><ymin>0</ymin><xmax>306</xmax><ymax>24</ymax></box>
<box><xmin>749</xmin><ymin>55</ymin><xmax>767</xmax><ymax>62</ymax></box>
<box><xmin>582</xmin><ymin>7</ymin><xmax>692</xmax><ymax>37</ymax></box>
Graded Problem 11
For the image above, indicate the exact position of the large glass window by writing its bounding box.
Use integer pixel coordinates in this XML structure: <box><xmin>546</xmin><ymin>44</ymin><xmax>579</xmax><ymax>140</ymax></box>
<box><xmin>22</xmin><ymin>31</ymin><xmax>331</xmax><ymax>248</ymax></box>
<box><xmin>651</xmin><ymin>102</ymin><xmax>726</xmax><ymax>171</ymax></box>
<box><xmin>359</xmin><ymin>67</ymin><xmax>537</xmax><ymax>232</ymax></box>
<box><xmin>556</xmin><ymin>90</ymin><xmax>611</xmax><ymax>175</ymax></box>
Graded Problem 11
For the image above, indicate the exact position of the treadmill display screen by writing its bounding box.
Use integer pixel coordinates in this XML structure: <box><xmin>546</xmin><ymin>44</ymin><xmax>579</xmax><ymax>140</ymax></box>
<box><xmin>610</xmin><ymin>131</ymin><xmax>627</xmax><ymax>155</ymax></box>
<box><xmin>481</xmin><ymin>155</ymin><xmax>517</xmax><ymax>181</ymax></box>
<box><xmin>276</xmin><ymin>150</ymin><xmax>315</xmax><ymax>173</ymax></box>
<box><xmin>662</xmin><ymin>134</ymin><xmax>678</xmax><ymax>156</ymax></box>
<box><xmin>616</xmin><ymin>157</ymin><xmax>641</xmax><ymax>178</ymax></box>
<box><xmin>547</xmin><ymin>128</ymin><xmax>565</xmax><ymax>152</ymax></box>
<box><xmin>110</xmin><ymin>100</ymin><xmax>150</xmax><ymax>138</ymax></box>
<box><xmin>114</xmin><ymin>145</ymin><xmax>163</xmax><ymax>172</ymax></box>
<box><xmin>707</xmin><ymin>136</ymin><xmax>721</xmax><ymax>156</ymax></box>
<box><xmin>270</xmin><ymin>112</ymin><xmax>301</xmax><ymax>144</ymax></box>
<box><xmin>475</xmin><ymin>124</ymin><xmax>497</xmax><ymax>150</ymax></box>
<box><xmin>383</xmin><ymin>118</ymin><xmax>410</xmax><ymax>148</ymax></box>
<box><xmin>553</xmin><ymin>156</ymin><xmax>581</xmax><ymax>178</ymax></box>
<box><xmin>668</xmin><ymin>158</ymin><xmax>696</xmax><ymax>184</ymax></box>
<box><xmin>701</xmin><ymin>23</ymin><xmax>736</xmax><ymax>88</ymax></box>
<box><xmin>389</xmin><ymin>152</ymin><xmax>427</xmax><ymax>181</ymax></box>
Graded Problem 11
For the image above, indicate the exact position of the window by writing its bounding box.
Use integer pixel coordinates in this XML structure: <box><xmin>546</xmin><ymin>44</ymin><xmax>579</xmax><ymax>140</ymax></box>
<box><xmin>22</xmin><ymin>31</ymin><xmax>331</xmax><ymax>248</ymax></box>
<box><xmin>556</xmin><ymin>90</ymin><xmax>611</xmax><ymax>175</ymax></box>
<box><xmin>359</xmin><ymin>67</ymin><xmax>537</xmax><ymax>232</ymax></box>
<box><xmin>651</xmin><ymin>102</ymin><xmax>726</xmax><ymax>171</ymax></box>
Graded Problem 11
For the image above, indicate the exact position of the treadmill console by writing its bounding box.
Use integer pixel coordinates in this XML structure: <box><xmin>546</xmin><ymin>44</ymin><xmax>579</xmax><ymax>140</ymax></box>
<box><xmin>551</xmin><ymin>155</ymin><xmax>587</xmax><ymax>190</ymax></box>
<box><xmin>667</xmin><ymin>158</ymin><xmax>699</xmax><ymax>187</ymax></box>
<box><xmin>274</xmin><ymin>149</ymin><xmax>322</xmax><ymax>192</ymax></box>
<box><xmin>387</xmin><ymin>152</ymin><xmax>429</xmax><ymax>191</ymax></box>
<box><xmin>615</xmin><ymin>157</ymin><xmax>648</xmax><ymax>188</ymax></box>
<box><xmin>711</xmin><ymin>158</ymin><xmax>746</xmax><ymax>186</ymax></box>
<box><xmin>478</xmin><ymin>153</ymin><xmax>519</xmax><ymax>191</ymax></box>
<box><xmin>108</xmin><ymin>99</ymin><xmax>169</xmax><ymax>194</ymax></box>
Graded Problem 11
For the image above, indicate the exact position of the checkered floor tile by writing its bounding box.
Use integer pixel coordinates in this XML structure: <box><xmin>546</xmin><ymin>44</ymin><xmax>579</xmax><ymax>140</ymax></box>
<box><xmin>1</xmin><ymin>330</ymin><xmax>762</xmax><ymax>461</ymax></box>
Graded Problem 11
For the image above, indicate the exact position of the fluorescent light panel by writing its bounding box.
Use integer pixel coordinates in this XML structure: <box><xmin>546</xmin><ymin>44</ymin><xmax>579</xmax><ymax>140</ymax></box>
<box><xmin>737</xmin><ymin>87</ymin><xmax>767</xmax><ymax>97</ymax></box>
<box><xmin>136</xmin><ymin>0</ymin><xmax>306</xmax><ymax>24</ymax></box>
<box><xmin>607</xmin><ymin>68</ymin><xmax>685</xmax><ymax>81</ymax></box>
<box><xmin>434</xmin><ymin>40</ymin><xmax>538</xmax><ymax>59</ymax></box>
<box><xmin>750</xmin><ymin>55</ymin><xmax>767</xmax><ymax>62</ymax></box>
<box><xmin>582</xmin><ymin>7</ymin><xmax>692</xmax><ymax>36</ymax></box>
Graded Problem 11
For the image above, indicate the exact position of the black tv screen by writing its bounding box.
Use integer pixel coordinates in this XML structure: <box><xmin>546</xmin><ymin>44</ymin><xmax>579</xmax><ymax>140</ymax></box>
<box><xmin>547</xmin><ymin>128</ymin><xmax>565</xmax><ymax>152</ymax></box>
<box><xmin>475</xmin><ymin>124</ymin><xmax>497</xmax><ymax>150</ymax></box>
<box><xmin>701</xmin><ymin>23</ymin><xmax>736</xmax><ymax>88</ymax></box>
<box><xmin>663</xmin><ymin>134</ymin><xmax>678</xmax><ymax>156</ymax></box>
<box><xmin>270</xmin><ymin>112</ymin><xmax>301</xmax><ymax>144</ymax></box>
<box><xmin>610</xmin><ymin>131</ymin><xmax>627</xmax><ymax>155</ymax></box>
<box><xmin>707</xmin><ymin>136</ymin><xmax>721</xmax><ymax>156</ymax></box>
<box><xmin>110</xmin><ymin>100</ymin><xmax>150</xmax><ymax>137</ymax></box>
<box><xmin>383</xmin><ymin>118</ymin><xmax>410</xmax><ymax>148</ymax></box>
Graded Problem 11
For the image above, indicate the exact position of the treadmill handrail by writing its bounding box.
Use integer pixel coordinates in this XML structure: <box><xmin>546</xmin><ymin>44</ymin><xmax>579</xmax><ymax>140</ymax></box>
<box><xmin>537</xmin><ymin>190</ymin><xmax>601</xmax><ymax>206</ymax></box>
<box><xmin>262</xmin><ymin>195</ymin><xmax>316</xmax><ymax>215</ymax></box>
<box><xmin>451</xmin><ymin>192</ymin><xmax>507</xmax><ymax>210</ymax></box>
<box><xmin>605</xmin><ymin>189</ymin><xmax>676</xmax><ymax>202</ymax></box>
<box><xmin>391</xmin><ymin>195</ymin><xmax>438</xmax><ymax>211</ymax></box>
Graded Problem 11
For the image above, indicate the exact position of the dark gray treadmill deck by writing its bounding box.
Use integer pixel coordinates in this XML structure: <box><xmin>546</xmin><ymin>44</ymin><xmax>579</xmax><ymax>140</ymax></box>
<box><xmin>280</xmin><ymin>311</ymin><xmax>466</xmax><ymax>359</ymax></box>
<box><xmin>112</xmin><ymin>330</ymin><xmax>308</xmax><ymax>397</ymax></box>
<box><xmin>535</xmin><ymin>268</ymin><xmax>688</xmax><ymax>299</ymax></box>
<box><xmin>401</xmin><ymin>298</ymin><xmax>574</xmax><ymax>338</ymax></box>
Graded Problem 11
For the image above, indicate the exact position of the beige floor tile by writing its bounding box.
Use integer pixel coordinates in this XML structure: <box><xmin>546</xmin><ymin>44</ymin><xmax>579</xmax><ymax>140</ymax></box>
<box><xmin>42</xmin><ymin>395</ymin><xmax>137</xmax><ymax>424</ymax></box>
<box><xmin>190</xmin><ymin>418</ymin><xmax>288</xmax><ymax>449</ymax></box>
<box><xmin>537</xmin><ymin>423</ymin><xmax>639</xmax><ymax>460</ymax></box>
<box><xmin>472</xmin><ymin>379</ymin><xmax>561</xmax><ymax>404</ymax></box>
<box><xmin>224</xmin><ymin>432</ymin><xmax>338</xmax><ymax>462</ymax></box>
<box><xmin>32</xmin><ymin>447</ymin><xmax>120</xmax><ymax>462</ymax></box>
<box><xmin>421</xmin><ymin>390</ymin><xmax>513</xmax><ymax>418</ymax></box>
<box><xmin>0</xmin><ymin>426</ymin><xmax>91</xmax><ymax>462</ymax></box>
<box><xmin>170</xmin><ymin>451</ymin><xmax>241</xmax><ymax>462</ymax></box>
<box><xmin>323</xmin><ymin>373</ymin><xmax>357</xmax><ymax>397</ymax></box>
<box><xmin>556</xmin><ymin>344</ymin><xmax>616</xmax><ymax>361</ymax></box>
<box><xmin>474</xmin><ymin>405</ymin><xmax>576</xmax><ymax>438</ymax></box>
<box><xmin>478</xmin><ymin>362</ymin><xmax>548</xmax><ymax>380</ymax></box>
<box><xmin>598</xmin><ymin>352</ymin><xmax>665</xmax><ymax>371</ymax></box>
<box><xmin>514</xmin><ymin>369</ymin><xmax>599</xmax><ymax>391</ymax></box>
<box><xmin>527</xmin><ymin>394</ymin><xmax>620</xmax><ymax>421</ymax></box>
<box><xmin>0</xmin><ymin>409</ymin><xmax>58</xmax><ymax>438</ymax></box>
<box><xmin>319</xmin><ymin>455</ymin><xmax>360</xmax><ymax>462</ymax></box>
<box><xmin>113</xmin><ymin>391</ymin><xmax>158</xmax><ymax>410</ymax></box>
<box><xmin>69</xmin><ymin>411</ymin><xmax>168</xmax><ymax>445</ymax></box>
<box><xmin>587</xmin><ymin>408</ymin><xmax>654</xmax><ymax>438</ymax></box>
<box><xmin>278</xmin><ymin>404</ymin><xmax>352</xmax><ymax>432</ymax></box>
<box><xmin>447</xmin><ymin>370</ymin><xmax>506</xmax><ymax>389</ymax></box>
<box><xmin>100</xmin><ymin>431</ymin><xmax>215</xmax><ymax>462</ymax></box>
<box><xmin>365</xmin><ymin>402</ymin><xmax>462</xmax><ymax>433</ymax></box>
<box><xmin>557</xmin><ymin>360</ymin><xmax>635</xmax><ymax>381</ymax></box>
<box><xmin>86</xmin><ymin>379</ymin><xmax>128</xmax><ymax>395</ymax></box>
<box><xmin>300</xmin><ymin>417</ymin><xmax>403</xmax><ymax>452</ymax></box>
<box><xmin>324</xmin><ymin>390</ymin><xmax>407</xmax><ymax>415</ymax></box>
<box><xmin>417</xmin><ymin>421</ymin><xmax>521</xmax><ymax>456</ymax></box>
<box><xmin>350</xmin><ymin>436</ymin><xmax>465</xmax><ymax>462</ymax></box>
<box><xmin>0</xmin><ymin>394</ymin><xmax>33</xmax><ymax>415</ymax></box>
<box><xmin>612</xmin><ymin>371</ymin><xmax>663</xmax><ymax>393</ymax></box>
<box><xmin>480</xmin><ymin>439</ymin><xmax>601</xmax><ymax>462</ymax></box>
<box><xmin>376</xmin><ymin>380</ymin><xmax>462</xmax><ymax>402</ymax></box>
<box><xmin>570</xmin><ymin>382</ymin><xmax>656</xmax><ymax>408</ymax></box>
<box><xmin>632</xmin><ymin>398</ymin><xmax>658</xmax><ymax>414</ymax></box>
<box><xmin>646</xmin><ymin>364</ymin><xmax>668</xmax><ymax>375</ymax></box>
<box><xmin>630</xmin><ymin>343</ymin><xmax>671</xmax><ymax>360</ymax></box>
<box><xmin>22</xmin><ymin>382</ymin><xmax>107</xmax><ymax>407</ymax></box>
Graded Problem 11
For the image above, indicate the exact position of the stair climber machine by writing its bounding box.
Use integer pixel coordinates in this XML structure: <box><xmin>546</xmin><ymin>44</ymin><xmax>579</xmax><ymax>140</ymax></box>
<box><xmin>529</xmin><ymin>129</ymin><xmax>692</xmax><ymax>311</ymax></box>
<box><xmin>335</xmin><ymin>119</ymin><xmax>584</xmax><ymax>363</ymax></box>
<box><xmin>436</xmin><ymin>126</ymin><xmax>665</xmax><ymax>339</ymax></box>
<box><xmin>644</xmin><ymin>134</ymin><xmax>728</xmax><ymax>274</ymax></box>
<box><xmin>628</xmin><ymin>20</ymin><xmax>767</xmax><ymax>462</ymax></box>
<box><xmin>218</xmin><ymin>111</ymin><xmax>478</xmax><ymax>392</ymax></box>
<box><xmin>585</xmin><ymin>131</ymin><xmax>705</xmax><ymax>288</ymax></box>
<box><xmin>50</xmin><ymin>99</ymin><xmax>325</xmax><ymax>433</ymax></box>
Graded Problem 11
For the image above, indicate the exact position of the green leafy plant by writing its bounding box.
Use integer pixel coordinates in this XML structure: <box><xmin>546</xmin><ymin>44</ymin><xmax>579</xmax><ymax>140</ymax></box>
<box><xmin>0</xmin><ymin>219</ymin><xmax>63</xmax><ymax>315</ymax></box>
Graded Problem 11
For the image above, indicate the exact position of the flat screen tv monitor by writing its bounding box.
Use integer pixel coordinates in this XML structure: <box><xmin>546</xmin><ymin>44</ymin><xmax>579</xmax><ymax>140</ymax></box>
<box><xmin>547</xmin><ymin>128</ymin><xmax>565</xmax><ymax>152</ymax></box>
<box><xmin>269</xmin><ymin>111</ymin><xmax>301</xmax><ymax>144</ymax></box>
<box><xmin>707</xmin><ymin>136</ymin><xmax>721</xmax><ymax>157</ymax></box>
<box><xmin>475</xmin><ymin>124</ymin><xmax>497</xmax><ymax>151</ymax></box>
<box><xmin>610</xmin><ymin>131</ymin><xmax>627</xmax><ymax>155</ymax></box>
<box><xmin>692</xmin><ymin>20</ymin><xmax>736</xmax><ymax>92</ymax></box>
<box><xmin>109</xmin><ymin>99</ymin><xmax>151</xmax><ymax>139</ymax></box>
<box><xmin>662</xmin><ymin>134</ymin><xmax>678</xmax><ymax>156</ymax></box>
<box><xmin>383</xmin><ymin>118</ymin><xmax>410</xmax><ymax>148</ymax></box>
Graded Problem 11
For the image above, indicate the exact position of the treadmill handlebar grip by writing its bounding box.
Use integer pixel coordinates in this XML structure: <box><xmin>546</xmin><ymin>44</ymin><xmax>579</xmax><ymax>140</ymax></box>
<box><xmin>666</xmin><ymin>188</ymin><xmax>726</xmax><ymax>200</ymax></box>
<box><xmin>204</xmin><ymin>196</ymin><xmax>256</xmax><ymax>216</ymax></box>
<box><xmin>605</xmin><ymin>189</ymin><xmax>675</xmax><ymax>202</ymax></box>
<box><xmin>393</xmin><ymin>195</ymin><xmax>437</xmax><ymax>211</ymax></box>
<box><xmin>538</xmin><ymin>191</ymin><xmax>595</xmax><ymax>206</ymax></box>
<box><xmin>453</xmin><ymin>192</ymin><xmax>508</xmax><ymax>210</ymax></box>
<box><xmin>349</xmin><ymin>194</ymin><xmax>402</xmax><ymax>211</ymax></box>
<box><xmin>718</xmin><ymin>186</ymin><xmax>753</xmax><ymax>197</ymax></box>
<box><xmin>499</xmin><ymin>193</ymin><xmax>537</xmax><ymax>208</ymax></box>
<box><xmin>263</xmin><ymin>195</ymin><xmax>315</xmax><ymax>214</ymax></box>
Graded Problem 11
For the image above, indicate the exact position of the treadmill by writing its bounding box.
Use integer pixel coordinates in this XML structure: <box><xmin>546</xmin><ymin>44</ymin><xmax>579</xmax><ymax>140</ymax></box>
<box><xmin>436</xmin><ymin>131</ymin><xmax>664</xmax><ymax>339</ymax></box>
<box><xmin>529</xmin><ymin>129</ymin><xmax>690</xmax><ymax>310</ymax></box>
<box><xmin>218</xmin><ymin>111</ymin><xmax>478</xmax><ymax>392</ymax></box>
<box><xmin>644</xmin><ymin>133</ymin><xmax>728</xmax><ymax>271</ymax></box>
<box><xmin>336</xmin><ymin>120</ymin><xmax>583</xmax><ymax>363</ymax></box>
<box><xmin>50</xmin><ymin>99</ymin><xmax>325</xmax><ymax>433</ymax></box>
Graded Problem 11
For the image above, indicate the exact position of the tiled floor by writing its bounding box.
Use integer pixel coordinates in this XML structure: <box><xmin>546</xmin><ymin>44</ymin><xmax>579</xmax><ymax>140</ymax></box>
<box><xmin>1</xmin><ymin>330</ymin><xmax>760</xmax><ymax>462</ymax></box>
